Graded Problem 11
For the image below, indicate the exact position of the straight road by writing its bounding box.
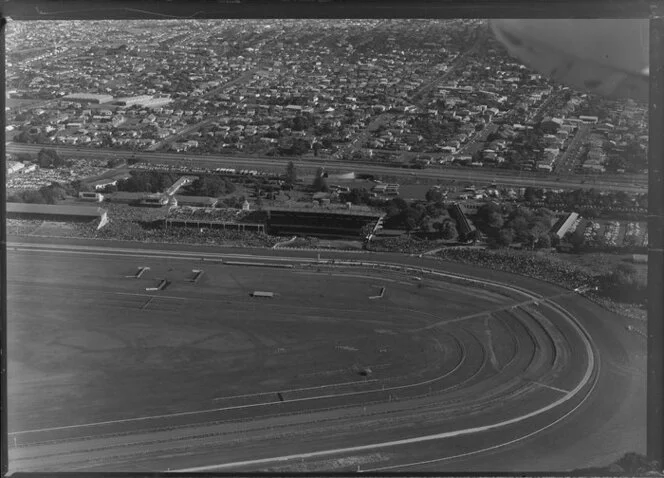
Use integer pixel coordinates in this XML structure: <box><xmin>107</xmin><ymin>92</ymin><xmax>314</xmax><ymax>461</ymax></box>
<box><xmin>555</xmin><ymin>124</ymin><xmax>591</xmax><ymax>175</ymax></box>
<box><xmin>6</xmin><ymin>143</ymin><xmax>648</xmax><ymax>193</ymax></box>
<box><xmin>148</xmin><ymin>69</ymin><xmax>258</xmax><ymax>151</ymax></box>
<box><xmin>342</xmin><ymin>27</ymin><xmax>486</xmax><ymax>158</ymax></box>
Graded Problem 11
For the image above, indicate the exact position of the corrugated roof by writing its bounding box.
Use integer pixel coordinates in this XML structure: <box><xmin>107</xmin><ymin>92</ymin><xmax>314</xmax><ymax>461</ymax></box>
<box><xmin>173</xmin><ymin>195</ymin><xmax>218</xmax><ymax>204</ymax></box>
<box><xmin>7</xmin><ymin>202</ymin><xmax>103</xmax><ymax>217</ymax></box>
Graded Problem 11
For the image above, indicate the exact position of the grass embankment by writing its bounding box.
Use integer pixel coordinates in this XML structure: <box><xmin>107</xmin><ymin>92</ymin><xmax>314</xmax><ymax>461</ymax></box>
<box><xmin>432</xmin><ymin>247</ymin><xmax>647</xmax><ymax>321</ymax></box>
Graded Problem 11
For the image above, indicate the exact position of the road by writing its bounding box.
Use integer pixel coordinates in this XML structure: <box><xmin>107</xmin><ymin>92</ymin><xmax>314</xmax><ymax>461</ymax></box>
<box><xmin>341</xmin><ymin>27</ymin><xmax>486</xmax><ymax>159</ymax></box>
<box><xmin>147</xmin><ymin>69</ymin><xmax>259</xmax><ymax>151</ymax></box>
<box><xmin>6</xmin><ymin>143</ymin><xmax>648</xmax><ymax>193</ymax></box>
<box><xmin>457</xmin><ymin>121</ymin><xmax>498</xmax><ymax>156</ymax></box>
<box><xmin>555</xmin><ymin>124</ymin><xmax>591</xmax><ymax>175</ymax></box>
<box><xmin>6</xmin><ymin>237</ymin><xmax>645</xmax><ymax>472</ymax></box>
<box><xmin>410</xmin><ymin>26</ymin><xmax>487</xmax><ymax>109</ymax></box>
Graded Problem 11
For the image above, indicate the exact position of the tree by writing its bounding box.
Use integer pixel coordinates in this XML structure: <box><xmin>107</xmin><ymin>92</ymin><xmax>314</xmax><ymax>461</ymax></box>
<box><xmin>466</xmin><ymin>229</ymin><xmax>481</xmax><ymax>243</ymax></box>
<box><xmin>497</xmin><ymin>228</ymin><xmax>514</xmax><ymax>247</ymax></box>
<box><xmin>535</xmin><ymin>233</ymin><xmax>552</xmax><ymax>249</ymax></box>
<box><xmin>567</xmin><ymin>228</ymin><xmax>586</xmax><ymax>252</ymax></box>
<box><xmin>487</xmin><ymin>211</ymin><xmax>504</xmax><ymax>230</ymax></box>
<box><xmin>292</xmin><ymin>116</ymin><xmax>307</xmax><ymax>131</ymax></box>
<box><xmin>346</xmin><ymin>188</ymin><xmax>371</xmax><ymax>205</ymax></box>
<box><xmin>71</xmin><ymin>180</ymin><xmax>92</xmax><ymax>193</ymax></box>
<box><xmin>37</xmin><ymin>148</ymin><xmax>64</xmax><ymax>169</ymax></box>
<box><xmin>525</xmin><ymin>222</ymin><xmax>550</xmax><ymax>249</ymax></box>
<box><xmin>402</xmin><ymin>207</ymin><xmax>421</xmax><ymax>232</ymax></box>
<box><xmin>476</xmin><ymin>203</ymin><xmax>504</xmax><ymax>233</ymax></box>
<box><xmin>312</xmin><ymin>167</ymin><xmax>329</xmax><ymax>192</ymax></box>
<box><xmin>40</xmin><ymin>182</ymin><xmax>68</xmax><ymax>204</ymax></box>
<box><xmin>291</xmin><ymin>138</ymin><xmax>310</xmax><ymax>156</ymax></box>
<box><xmin>439</xmin><ymin>220</ymin><xmax>458</xmax><ymax>241</ymax></box>
<box><xmin>523</xmin><ymin>187</ymin><xmax>539</xmax><ymax>203</ymax></box>
<box><xmin>425</xmin><ymin>187</ymin><xmax>444</xmax><ymax>203</ymax></box>
<box><xmin>285</xmin><ymin>161</ymin><xmax>297</xmax><ymax>186</ymax></box>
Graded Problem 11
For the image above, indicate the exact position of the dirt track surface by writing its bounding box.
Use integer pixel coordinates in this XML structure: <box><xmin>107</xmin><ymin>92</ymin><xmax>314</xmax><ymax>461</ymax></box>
<box><xmin>6</xmin><ymin>237</ymin><xmax>646</xmax><ymax>472</ymax></box>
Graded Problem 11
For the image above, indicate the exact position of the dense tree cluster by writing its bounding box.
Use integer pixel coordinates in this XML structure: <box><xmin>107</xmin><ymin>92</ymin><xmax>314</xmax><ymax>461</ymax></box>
<box><xmin>410</xmin><ymin>116</ymin><xmax>458</xmax><ymax>144</ymax></box>
<box><xmin>382</xmin><ymin>197</ymin><xmax>454</xmax><ymax>237</ymax></box>
<box><xmin>474</xmin><ymin>203</ymin><xmax>556</xmax><ymax>249</ymax></box>
<box><xmin>117</xmin><ymin>171</ymin><xmax>178</xmax><ymax>194</ymax></box>
<box><xmin>343</xmin><ymin>188</ymin><xmax>372</xmax><ymax>205</ymax></box>
<box><xmin>503</xmin><ymin>205</ymin><xmax>556</xmax><ymax>249</ymax></box>
<box><xmin>276</xmin><ymin>137</ymin><xmax>311</xmax><ymax>156</ymax></box>
<box><xmin>425</xmin><ymin>187</ymin><xmax>445</xmax><ymax>203</ymax></box>
<box><xmin>14</xmin><ymin>129</ymin><xmax>52</xmax><ymax>145</ymax></box>
<box><xmin>312</xmin><ymin>167</ymin><xmax>329</xmax><ymax>192</ymax></box>
<box><xmin>184</xmin><ymin>176</ymin><xmax>236</xmax><ymax>197</ymax></box>
<box><xmin>37</xmin><ymin>148</ymin><xmax>67</xmax><ymax>169</ymax></box>
<box><xmin>7</xmin><ymin>181</ymin><xmax>71</xmax><ymax>204</ymax></box>
<box><xmin>282</xmin><ymin>115</ymin><xmax>316</xmax><ymax>132</ymax></box>
<box><xmin>285</xmin><ymin>161</ymin><xmax>298</xmax><ymax>188</ymax></box>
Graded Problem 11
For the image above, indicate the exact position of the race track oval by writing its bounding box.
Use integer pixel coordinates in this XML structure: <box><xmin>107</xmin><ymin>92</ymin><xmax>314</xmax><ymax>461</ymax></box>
<box><xmin>7</xmin><ymin>243</ymin><xmax>598</xmax><ymax>472</ymax></box>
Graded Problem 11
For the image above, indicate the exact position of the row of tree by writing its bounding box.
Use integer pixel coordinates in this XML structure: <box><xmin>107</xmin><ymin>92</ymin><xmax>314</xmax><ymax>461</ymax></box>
<box><xmin>186</xmin><ymin>176</ymin><xmax>236</xmax><ymax>197</ymax></box>
<box><xmin>7</xmin><ymin>182</ymin><xmax>70</xmax><ymax>204</ymax></box>
<box><xmin>37</xmin><ymin>148</ymin><xmax>67</xmax><ymax>169</ymax></box>
<box><xmin>116</xmin><ymin>171</ymin><xmax>178</xmax><ymax>194</ymax></box>
<box><xmin>114</xmin><ymin>171</ymin><xmax>237</xmax><ymax>197</ymax></box>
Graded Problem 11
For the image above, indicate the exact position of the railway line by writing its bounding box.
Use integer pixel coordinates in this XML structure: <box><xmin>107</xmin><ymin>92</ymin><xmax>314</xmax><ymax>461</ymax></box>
<box><xmin>6</xmin><ymin>142</ymin><xmax>647</xmax><ymax>193</ymax></box>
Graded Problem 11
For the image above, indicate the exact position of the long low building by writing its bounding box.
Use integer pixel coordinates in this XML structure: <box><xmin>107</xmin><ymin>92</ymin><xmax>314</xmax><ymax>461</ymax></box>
<box><xmin>62</xmin><ymin>93</ymin><xmax>114</xmax><ymax>104</ymax></box>
<box><xmin>7</xmin><ymin>203</ymin><xmax>108</xmax><ymax>229</ymax></box>
<box><xmin>551</xmin><ymin>212</ymin><xmax>580</xmax><ymax>239</ymax></box>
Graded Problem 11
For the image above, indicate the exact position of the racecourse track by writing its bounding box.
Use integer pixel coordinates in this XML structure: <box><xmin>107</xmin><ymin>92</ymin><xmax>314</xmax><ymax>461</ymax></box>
<box><xmin>6</xmin><ymin>237</ymin><xmax>646</xmax><ymax>472</ymax></box>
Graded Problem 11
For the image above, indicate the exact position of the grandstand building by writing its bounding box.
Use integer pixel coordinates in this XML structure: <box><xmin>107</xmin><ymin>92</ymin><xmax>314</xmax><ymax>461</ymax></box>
<box><xmin>448</xmin><ymin>203</ymin><xmax>476</xmax><ymax>240</ymax></box>
<box><xmin>7</xmin><ymin>203</ymin><xmax>108</xmax><ymax>229</ymax></box>
<box><xmin>164</xmin><ymin>207</ymin><xmax>265</xmax><ymax>233</ymax></box>
<box><xmin>265</xmin><ymin>205</ymin><xmax>384</xmax><ymax>239</ymax></box>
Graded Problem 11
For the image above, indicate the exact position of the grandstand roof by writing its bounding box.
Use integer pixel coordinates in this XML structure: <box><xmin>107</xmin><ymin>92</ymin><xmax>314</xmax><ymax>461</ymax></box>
<box><xmin>7</xmin><ymin>203</ymin><xmax>103</xmax><ymax>217</ymax></box>
<box><xmin>173</xmin><ymin>195</ymin><xmax>219</xmax><ymax>206</ymax></box>
<box><xmin>266</xmin><ymin>206</ymin><xmax>383</xmax><ymax>218</ymax></box>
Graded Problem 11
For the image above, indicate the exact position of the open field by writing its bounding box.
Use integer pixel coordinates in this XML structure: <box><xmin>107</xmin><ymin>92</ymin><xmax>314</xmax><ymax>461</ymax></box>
<box><xmin>6</xmin><ymin>240</ymin><xmax>646</xmax><ymax>472</ymax></box>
